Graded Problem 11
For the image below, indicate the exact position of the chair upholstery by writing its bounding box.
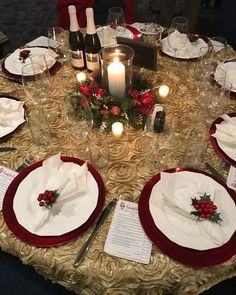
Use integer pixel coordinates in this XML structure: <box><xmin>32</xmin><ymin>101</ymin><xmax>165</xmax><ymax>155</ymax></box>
<box><xmin>56</xmin><ymin>0</ymin><xmax>136</xmax><ymax>29</ymax></box>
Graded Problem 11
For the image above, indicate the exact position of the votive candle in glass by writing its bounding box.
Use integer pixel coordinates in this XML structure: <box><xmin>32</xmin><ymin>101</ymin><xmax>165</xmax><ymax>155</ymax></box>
<box><xmin>112</xmin><ymin>122</ymin><xmax>124</xmax><ymax>138</ymax></box>
<box><xmin>158</xmin><ymin>85</ymin><xmax>170</xmax><ymax>99</ymax></box>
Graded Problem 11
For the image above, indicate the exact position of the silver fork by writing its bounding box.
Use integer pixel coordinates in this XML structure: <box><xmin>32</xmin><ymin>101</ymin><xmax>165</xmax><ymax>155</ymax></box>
<box><xmin>16</xmin><ymin>154</ymin><xmax>36</xmax><ymax>172</ymax></box>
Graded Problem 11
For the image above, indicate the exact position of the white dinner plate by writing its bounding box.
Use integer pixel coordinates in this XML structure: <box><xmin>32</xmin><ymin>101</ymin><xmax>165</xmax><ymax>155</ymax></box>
<box><xmin>210</xmin><ymin>113</ymin><xmax>236</xmax><ymax>163</ymax></box>
<box><xmin>13</xmin><ymin>161</ymin><xmax>99</xmax><ymax>236</ymax></box>
<box><xmin>149</xmin><ymin>171</ymin><xmax>236</xmax><ymax>250</ymax></box>
<box><xmin>161</xmin><ymin>33</ymin><xmax>209</xmax><ymax>59</ymax></box>
<box><xmin>4</xmin><ymin>47</ymin><xmax>57</xmax><ymax>76</ymax></box>
<box><xmin>214</xmin><ymin>61</ymin><xmax>236</xmax><ymax>92</ymax></box>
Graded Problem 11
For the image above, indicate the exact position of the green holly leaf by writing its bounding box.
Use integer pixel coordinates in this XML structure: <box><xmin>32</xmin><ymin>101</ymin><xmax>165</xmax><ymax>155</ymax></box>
<box><xmin>191</xmin><ymin>197</ymin><xmax>197</xmax><ymax>206</ymax></box>
<box><xmin>191</xmin><ymin>211</ymin><xmax>199</xmax><ymax>217</ymax></box>
<box><xmin>211</xmin><ymin>212</ymin><xmax>222</xmax><ymax>224</ymax></box>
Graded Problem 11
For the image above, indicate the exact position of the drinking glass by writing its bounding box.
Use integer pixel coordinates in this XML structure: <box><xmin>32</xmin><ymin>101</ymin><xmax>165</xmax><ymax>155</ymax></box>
<box><xmin>87</xmin><ymin>129</ymin><xmax>110</xmax><ymax>174</ymax></box>
<box><xmin>181</xmin><ymin>128</ymin><xmax>208</xmax><ymax>169</ymax></box>
<box><xmin>192</xmin><ymin>46</ymin><xmax>214</xmax><ymax>81</ymax></box>
<box><xmin>47</xmin><ymin>27</ymin><xmax>69</xmax><ymax>78</ymax></box>
<box><xmin>167</xmin><ymin>16</ymin><xmax>189</xmax><ymax>60</ymax></box>
<box><xmin>62</xmin><ymin>92</ymin><xmax>93</xmax><ymax>140</ymax></box>
<box><xmin>30</xmin><ymin>54</ymin><xmax>50</xmax><ymax>80</ymax></box>
<box><xmin>145</xmin><ymin>105</ymin><xmax>175</xmax><ymax>170</ymax></box>
<box><xmin>22</xmin><ymin>62</ymin><xmax>50</xmax><ymax>104</ymax></box>
<box><xmin>199</xmin><ymin>68</ymin><xmax>232</xmax><ymax>118</ymax></box>
<box><xmin>26</xmin><ymin>105</ymin><xmax>52</xmax><ymax>146</ymax></box>
<box><xmin>211</xmin><ymin>36</ymin><xmax>228</xmax><ymax>63</ymax></box>
<box><xmin>106</xmin><ymin>7</ymin><xmax>126</xmax><ymax>40</ymax></box>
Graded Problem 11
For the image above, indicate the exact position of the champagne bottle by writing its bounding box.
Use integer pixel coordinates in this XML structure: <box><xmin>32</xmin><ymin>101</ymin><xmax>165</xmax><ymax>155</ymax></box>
<box><xmin>85</xmin><ymin>7</ymin><xmax>101</xmax><ymax>72</ymax></box>
<box><xmin>68</xmin><ymin>5</ymin><xmax>85</xmax><ymax>70</ymax></box>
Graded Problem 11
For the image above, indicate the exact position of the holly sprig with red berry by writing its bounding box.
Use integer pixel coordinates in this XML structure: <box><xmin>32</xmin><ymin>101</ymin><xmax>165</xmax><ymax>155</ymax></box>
<box><xmin>191</xmin><ymin>193</ymin><xmax>222</xmax><ymax>224</ymax></box>
<box><xmin>37</xmin><ymin>190</ymin><xmax>59</xmax><ymax>209</ymax></box>
<box><xmin>68</xmin><ymin>71</ymin><xmax>157</xmax><ymax>131</ymax></box>
<box><xmin>19</xmin><ymin>49</ymin><xmax>31</xmax><ymax>63</ymax></box>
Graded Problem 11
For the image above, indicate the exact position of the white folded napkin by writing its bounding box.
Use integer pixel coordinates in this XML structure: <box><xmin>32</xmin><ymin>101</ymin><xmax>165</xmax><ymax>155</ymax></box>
<box><xmin>212</xmin><ymin>114</ymin><xmax>236</xmax><ymax>147</ymax></box>
<box><xmin>26</xmin><ymin>36</ymin><xmax>59</xmax><ymax>48</ymax></box>
<box><xmin>4</xmin><ymin>47</ymin><xmax>58</xmax><ymax>76</ymax></box>
<box><xmin>161</xmin><ymin>32</ymin><xmax>208</xmax><ymax>59</ymax></box>
<box><xmin>159</xmin><ymin>172</ymin><xmax>226</xmax><ymax>246</ymax></box>
<box><xmin>30</xmin><ymin>154</ymin><xmax>88</xmax><ymax>232</ymax></box>
<box><xmin>215</xmin><ymin>62</ymin><xmax>236</xmax><ymax>91</ymax></box>
<box><xmin>0</xmin><ymin>97</ymin><xmax>25</xmax><ymax>137</ymax></box>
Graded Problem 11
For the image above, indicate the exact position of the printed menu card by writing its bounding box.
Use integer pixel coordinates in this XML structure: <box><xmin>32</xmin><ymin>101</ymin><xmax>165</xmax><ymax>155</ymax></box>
<box><xmin>104</xmin><ymin>200</ymin><xmax>152</xmax><ymax>264</ymax></box>
<box><xmin>0</xmin><ymin>166</ymin><xmax>18</xmax><ymax>211</ymax></box>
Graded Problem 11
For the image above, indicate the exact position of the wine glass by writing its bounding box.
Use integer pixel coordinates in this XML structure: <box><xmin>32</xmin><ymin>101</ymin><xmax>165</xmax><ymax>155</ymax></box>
<box><xmin>211</xmin><ymin>36</ymin><xmax>228</xmax><ymax>63</ymax></box>
<box><xmin>22</xmin><ymin>62</ymin><xmax>50</xmax><ymax>104</ymax></box>
<box><xmin>106</xmin><ymin>7</ymin><xmax>126</xmax><ymax>41</ymax></box>
<box><xmin>62</xmin><ymin>91</ymin><xmax>93</xmax><ymax>141</ymax></box>
<box><xmin>167</xmin><ymin>16</ymin><xmax>189</xmax><ymax>62</ymax></box>
<box><xmin>30</xmin><ymin>54</ymin><xmax>50</xmax><ymax>81</ymax></box>
<box><xmin>47</xmin><ymin>27</ymin><xmax>69</xmax><ymax>78</ymax></box>
<box><xmin>144</xmin><ymin>104</ymin><xmax>175</xmax><ymax>170</ymax></box>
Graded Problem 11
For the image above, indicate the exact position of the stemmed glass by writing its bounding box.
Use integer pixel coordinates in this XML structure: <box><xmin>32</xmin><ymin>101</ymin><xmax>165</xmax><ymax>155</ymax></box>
<box><xmin>106</xmin><ymin>7</ymin><xmax>126</xmax><ymax>41</ymax></box>
<box><xmin>211</xmin><ymin>36</ymin><xmax>228</xmax><ymax>64</ymax></box>
<box><xmin>144</xmin><ymin>104</ymin><xmax>175</xmax><ymax>170</ymax></box>
<box><xmin>167</xmin><ymin>16</ymin><xmax>189</xmax><ymax>63</ymax></box>
<box><xmin>199</xmin><ymin>68</ymin><xmax>232</xmax><ymax>119</ymax></box>
<box><xmin>62</xmin><ymin>91</ymin><xmax>93</xmax><ymax>140</ymax></box>
<box><xmin>47</xmin><ymin>27</ymin><xmax>69</xmax><ymax>78</ymax></box>
<box><xmin>22</xmin><ymin>62</ymin><xmax>50</xmax><ymax>104</ymax></box>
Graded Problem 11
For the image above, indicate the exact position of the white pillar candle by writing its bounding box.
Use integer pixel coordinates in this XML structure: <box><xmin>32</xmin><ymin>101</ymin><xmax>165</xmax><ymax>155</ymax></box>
<box><xmin>158</xmin><ymin>85</ymin><xmax>170</xmax><ymax>99</ymax></box>
<box><xmin>112</xmin><ymin>122</ymin><xmax>124</xmax><ymax>138</ymax></box>
<box><xmin>107</xmin><ymin>57</ymin><xmax>126</xmax><ymax>98</ymax></box>
<box><xmin>76</xmin><ymin>72</ymin><xmax>87</xmax><ymax>84</ymax></box>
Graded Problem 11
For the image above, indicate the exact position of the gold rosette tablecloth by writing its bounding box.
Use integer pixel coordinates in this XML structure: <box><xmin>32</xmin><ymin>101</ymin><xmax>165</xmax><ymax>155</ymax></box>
<box><xmin>0</xmin><ymin>47</ymin><xmax>236</xmax><ymax>295</ymax></box>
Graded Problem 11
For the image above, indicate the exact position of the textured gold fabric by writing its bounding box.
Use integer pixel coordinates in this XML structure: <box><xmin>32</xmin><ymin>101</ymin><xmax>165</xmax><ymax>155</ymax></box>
<box><xmin>0</xmin><ymin>48</ymin><xmax>236</xmax><ymax>295</ymax></box>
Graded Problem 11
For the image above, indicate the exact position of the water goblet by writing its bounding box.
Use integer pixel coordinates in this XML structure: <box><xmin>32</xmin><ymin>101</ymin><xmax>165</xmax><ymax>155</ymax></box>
<box><xmin>62</xmin><ymin>91</ymin><xmax>93</xmax><ymax>141</ymax></box>
<box><xmin>166</xmin><ymin>16</ymin><xmax>189</xmax><ymax>63</ymax></box>
<box><xmin>106</xmin><ymin>7</ymin><xmax>126</xmax><ymax>41</ymax></box>
<box><xmin>145</xmin><ymin>105</ymin><xmax>175</xmax><ymax>170</ymax></box>
<box><xmin>22</xmin><ymin>62</ymin><xmax>50</xmax><ymax>104</ymax></box>
<box><xmin>211</xmin><ymin>36</ymin><xmax>228</xmax><ymax>63</ymax></box>
<box><xmin>30</xmin><ymin>54</ymin><xmax>50</xmax><ymax>80</ymax></box>
<box><xmin>48</xmin><ymin>27</ymin><xmax>70</xmax><ymax>78</ymax></box>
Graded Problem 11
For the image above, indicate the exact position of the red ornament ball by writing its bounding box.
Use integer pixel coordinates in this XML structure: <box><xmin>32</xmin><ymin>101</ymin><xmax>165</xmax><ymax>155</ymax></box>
<box><xmin>111</xmin><ymin>106</ymin><xmax>121</xmax><ymax>116</ymax></box>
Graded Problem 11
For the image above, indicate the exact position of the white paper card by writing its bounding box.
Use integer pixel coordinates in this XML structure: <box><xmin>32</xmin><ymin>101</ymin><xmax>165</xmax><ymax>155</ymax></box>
<box><xmin>0</xmin><ymin>166</ymin><xmax>18</xmax><ymax>211</ymax></box>
<box><xmin>104</xmin><ymin>200</ymin><xmax>152</xmax><ymax>264</ymax></box>
<box><xmin>227</xmin><ymin>165</ymin><xmax>236</xmax><ymax>190</ymax></box>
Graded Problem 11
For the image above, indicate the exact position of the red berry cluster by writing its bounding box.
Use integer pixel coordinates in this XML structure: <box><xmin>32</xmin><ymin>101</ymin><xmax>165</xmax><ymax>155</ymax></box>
<box><xmin>19</xmin><ymin>49</ymin><xmax>31</xmax><ymax>63</ymax></box>
<box><xmin>37</xmin><ymin>190</ymin><xmax>59</xmax><ymax>208</ymax></box>
<box><xmin>191</xmin><ymin>193</ymin><xmax>222</xmax><ymax>224</ymax></box>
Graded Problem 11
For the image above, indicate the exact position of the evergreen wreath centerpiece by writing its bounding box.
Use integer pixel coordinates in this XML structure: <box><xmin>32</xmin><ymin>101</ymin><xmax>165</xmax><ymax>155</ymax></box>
<box><xmin>70</xmin><ymin>71</ymin><xmax>158</xmax><ymax>131</ymax></box>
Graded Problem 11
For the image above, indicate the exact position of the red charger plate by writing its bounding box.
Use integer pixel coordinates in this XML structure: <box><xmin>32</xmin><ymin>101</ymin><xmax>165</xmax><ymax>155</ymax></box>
<box><xmin>2</xmin><ymin>156</ymin><xmax>106</xmax><ymax>247</ymax></box>
<box><xmin>1</xmin><ymin>46</ymin><xmax>61</xmax><ymax>81</ymax></box>
<box><xmin>209</xmin><ymin>112</ymin><xmax>236</xmax><ymax>167</ymax></box>
<box><xmin>138</xmin><ymin>167</ymin><xmax>236</xmax><ymax>267</ymax></box>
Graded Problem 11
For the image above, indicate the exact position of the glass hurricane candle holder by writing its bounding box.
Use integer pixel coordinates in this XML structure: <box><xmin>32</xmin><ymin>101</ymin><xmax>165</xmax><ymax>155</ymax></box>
<box><xmin>99</xmin><ymin>45</ymin><xmax>134</xmax><ymax>98</ymax></box>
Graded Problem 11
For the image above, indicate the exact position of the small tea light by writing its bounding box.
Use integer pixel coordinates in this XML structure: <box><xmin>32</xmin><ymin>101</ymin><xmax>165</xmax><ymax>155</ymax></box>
<box><xmin>76</xmin><ymin>72</ymin><xmax>87</xmax><ymax>85</ymax></box>
<box><xmin>112</xmin><ymin>122</ymin><xmax>124</xmax><ymax>138</ymax></box>
<box><xmin>158</xmin><ymin>85</ymin><xmax>170</xmax><ymax>99</ymax></box>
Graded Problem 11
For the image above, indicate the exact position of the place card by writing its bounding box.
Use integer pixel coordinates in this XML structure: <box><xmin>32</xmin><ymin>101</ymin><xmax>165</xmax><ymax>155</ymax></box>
<box><xmin>104</xmin><ymin>199</ymin><xmax>152</xmax><ymax>264</ymax></box>
<box><xmin>0</xmin><ymin>166</ymin><xmax>18</xmax><ymax>211</ymax></box>
<box><xmin>227</xmin><ymin>165</ymin><xmax>236</xmax><ymax>190</ymax></box>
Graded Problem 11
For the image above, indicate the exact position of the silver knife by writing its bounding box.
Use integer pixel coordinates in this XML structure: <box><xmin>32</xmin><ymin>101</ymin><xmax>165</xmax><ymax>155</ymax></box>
<box><xmin>205</xmin><ymin>162</ymin><xmax>226</xmax><ymax>183</ymax></box>
<box><xmin>0</xmin><ymin>75</ymin><xmax>22</xmax><ymax>84</ymax></box>
<box><xmin>0</xmin><ymin>147</ymin><xmax>17</xmax><ymax>152</ymax></box>
<box><xmin>74</xmin><ymin>198</ymin><xmax>117</xmax><ymax>268</ymax></box>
